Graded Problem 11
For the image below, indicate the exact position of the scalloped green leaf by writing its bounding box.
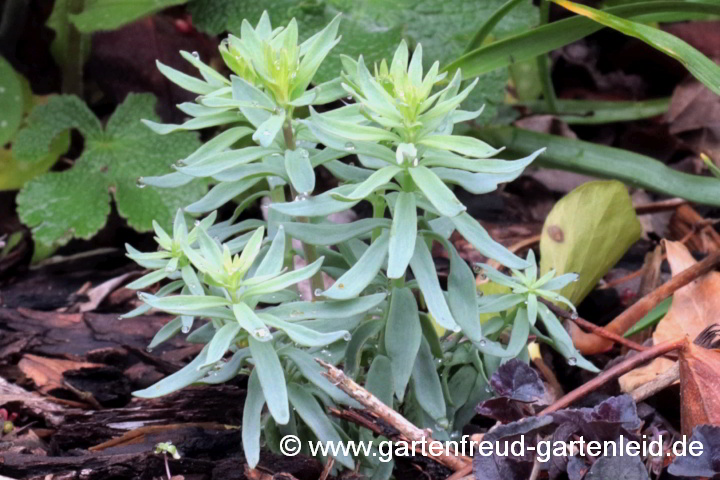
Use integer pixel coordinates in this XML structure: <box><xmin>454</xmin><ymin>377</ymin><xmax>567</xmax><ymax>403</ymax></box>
<box><xmin>16</xmin><ymin>94</ymin><xmax>204</xmax><ymax>248</ymax></box>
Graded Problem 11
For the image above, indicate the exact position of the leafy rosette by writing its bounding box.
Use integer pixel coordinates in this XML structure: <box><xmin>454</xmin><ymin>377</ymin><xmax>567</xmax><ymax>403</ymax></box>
<box><xmin>125</xmin><ymin>218</ymin><xmax>385</xmax><ymax>469</ymax></box>
<box><xmin>477</xmin><ymin>250</ymin><xmax>598</xmax><ymax>372</ymax></box>
<box><xmin>138</xmin><ymin>12</ymin><xmax>349</xmax><ymax>212</ymax></box>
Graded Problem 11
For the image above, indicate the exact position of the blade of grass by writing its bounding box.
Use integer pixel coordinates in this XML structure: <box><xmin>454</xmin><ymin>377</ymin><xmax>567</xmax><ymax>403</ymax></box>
<box><xmin>464</xmin><ymin>0</ymin><xmax>528</xmax><ymax>53</ymax></box>
<box><xmin>443</xmin><ymin>2</ymin><xmax>720</xmax><ymax>80</ymax></box>
<box><xmin>520</xmin><ymin>97</ymin><xmax>671</xmax><ymax>124</ymax></box>
<box><xmin>623</xmin><ymin>296</ymin><xmax>672</xmax><ymax>337</ymax></box>
<box><xmin>553</xmin><ymin>0</ymin><xmax>720</xmax><ymax>95</ymax></box>
<box><xmin>475</xmin><ymin>126</ymin><xmax>720</xmax><ymax>207</ymax></box>
<box><xmin>536</xmin><ymin>0</ymin><xmax>558</xmax><ymax>113</ymax></box>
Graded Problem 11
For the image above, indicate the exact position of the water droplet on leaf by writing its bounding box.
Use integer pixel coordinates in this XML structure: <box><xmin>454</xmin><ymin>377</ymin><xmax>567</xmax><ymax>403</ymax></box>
<box><xmin>344</xmin><ymin>142</ymin><xmax>356</xmax><ymax>152</ymax></box>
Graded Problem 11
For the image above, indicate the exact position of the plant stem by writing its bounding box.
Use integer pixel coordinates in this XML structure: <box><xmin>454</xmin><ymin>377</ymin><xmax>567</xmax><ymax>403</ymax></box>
<box><xmin>538</xmin><ymin>337</ymin><xmax>687</xmax><ymax>415</ymax></box>
<box><xmin>569</xmin><ymin>249</ymin><xmax>720</xmax><ymax>354</ymax></box>
<box><xmin>282</xmin><ymin>120</ymin><xmax>324</xmax><ymax>300</ymax></box>
<box><xmin>370</xmin><ymin>192</ymin><xmax>386</xmax><ymax>242</ymax></box>
<box><xmin>62</xmin><ymin>0</ymin><xmax>86</xmax><ymax>96</ymax></box>
<box><xmin>536</xmin><ymin>1</ymin><xmax>558</xmax><ymax>113</ymax></box>
<box><xmin>317</xmin><ymin>359</ymin><xmax>471</xmax><ymax>471</ymax></box>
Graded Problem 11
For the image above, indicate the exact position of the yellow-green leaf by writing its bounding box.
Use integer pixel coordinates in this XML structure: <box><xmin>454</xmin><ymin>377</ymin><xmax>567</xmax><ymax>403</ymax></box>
<box><xmin>539</xmin><ymin>180</ymin><xmax>641</xmax><ymax>304</ymax></box>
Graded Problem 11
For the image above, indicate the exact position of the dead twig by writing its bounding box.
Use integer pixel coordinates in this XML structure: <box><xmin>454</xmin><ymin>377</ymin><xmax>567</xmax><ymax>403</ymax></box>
<box><xmin>445</xmin><ymin>464</ymin><xmax>473</xmax><ymax>480</ymax></box>
<box><xmin>539</xmin><ymin>337</ymin><xmax>687</xmax><ymax>415</ymax></box>
<box><xmin>633</xmin><ymin>198</ymin><xmax>687</xmax><ymax>215</ymax></box>
<box><xmin>629</xmin><ymin>362</ymin><xmax>680</xmax><ymax>403</ymax></box>
<box><xmin>569</xmin><ymin>249</ymin><xmax>720</xmax><ymax>355</ymax></box>
<box><xmin>316</xmin><ymin>359</ymin><xmax>470</xmax><ymax>471</ymax></box>
<box><xmin>318</xmin><ymin>457</ymin><xmax>334</xmax><ymax>480</ymax></box>
<box><xmin>540</xmin><ymin>300</ymin><xmax>676</xmax><ymax>357</ymax></box>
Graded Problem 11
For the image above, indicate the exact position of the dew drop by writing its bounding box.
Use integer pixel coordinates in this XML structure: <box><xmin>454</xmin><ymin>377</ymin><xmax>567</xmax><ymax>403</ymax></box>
<box><xmin>314</xmin><ymin>288</ymin><xmax>324</xmax><ymax>297</ymax></box>
<box><xmin>194</xmin><ymin>220</ymin><xmax>201</xmax><ymax>226</ymax></box>
<box><xmin>452</xmin><ymin>325</ymin><xmax>461</xmax><ymax>333</ymax></box>
<box><xmin>342</xmin><ymin>332</ymin><xmax>352</xmax><ymax>341</ymax></box>
<box><xmin>479</xmin><ymin>339</ymin><xmax>487</xmax><ymax>347</ymax></box>
<box><xmin>165</xmin><ymin>264</ymin><xmax>174</xmax><ymax>272</ymax></box>
<box><xmin>294</xmin><ymin>192</ymin><xmax>309</xmax><ymax>202</ymax></box>
<box><xmin>570</xmin><ymin>311</ymin><xmax>578</xmax><ymax>320</ymax></box>
<box><xmin>191</xmin><ymin>51</ymin><xmax>200</xmax><ymax>59</ymax></box>
<box><xmin>262</xmin><ymin>130</ymin><xmax>271</xmax><ymax>136</ymax></box>
<box><xmin>254</xmin><ymin>328</ymin><xmax>270</xmax><ymax>338</ymax></box>
<box><xmin>117</xmin><ymin>316</ymin><xmax>123</xmax><ymax>321</ymax></box>
<box><xmin>181</xmin><ymin>325</ymin><xmax>191</xmax><ymax>334</ymax></box>
<box><xmin>485</xmin><ymin>385</ymin><xmax>492</xmax><ymax>393</ymax></box>
<box><xmin>136</xmin><ymin>177</ymin><xmax>146</xmax><ymax>188</ymax></box>
<box><xmin>346</xmin><ymin>95</ymin><xmax>353</xmax><ymax>101</ymax></box>
<box><xmin>412</xmin><ymin>158</ymin><xmax>419</xmax><ymax>167</ymax></box>
<box><xmin>146</xmin><ymin>347</ymin><xmax>154</xmax><ymax>353</ymax></box>
<box><xmin>300</xmin><ymin>149</ymin><xmax>309</xmax><ymax>158</ymax></box>
<box><xmin>472</xmin><ymin>265</ymin><xmax>482</xmax><ymax>274</ymax></box>
<box><xmin>567</xmin><ymin>357</ymin><xmax>577</xmax><ymax>366</ymax></box>
<box><xmin>344</xmin><ymin>142</ymin><xmax>356</xmax><ymax>152</ymax></box>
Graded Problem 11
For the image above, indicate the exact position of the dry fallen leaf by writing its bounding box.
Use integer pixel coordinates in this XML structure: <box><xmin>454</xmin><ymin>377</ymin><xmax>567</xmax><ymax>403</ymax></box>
<box><xmin>619</xmin><ymin>241</ymin><xmax>720</xmax><ymax>391</ymax></box>
<box><xmin>18</xmin><ymin>354</ymin><xmax>102</xmax><ymax>395</ymax></box>
<box><xmin>678</xmin><ymin>339</ymin><xmax>720</xmax><ymax>435</ymax></box>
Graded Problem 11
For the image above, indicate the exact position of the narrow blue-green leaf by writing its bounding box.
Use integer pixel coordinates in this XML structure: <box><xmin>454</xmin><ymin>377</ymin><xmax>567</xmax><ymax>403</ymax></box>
<box><xmin>505</xmin><ymin>307</ymin><xmax>531</xmax><ymax>358</ymax></box>
<box><xmin>287</xmin><ymin>384</ymin><xmax>355</xmax><ymax>469</ymax></box>
<box><xmin>241</xmin><ymin>257</ymin><xmax>324</xmax><ymax>298</ymax></box>
<box><xmin>284</xmin><ymin>148</ymin><xmax>316</xmax><ymax>195</ymax></box>
<box><xmin>147</xmin><ymin>317</ymin><xmax>183</xmax><ymax>349</ymax></box>
<box><xmin>264</xmin><ymin>293</ymin><xmax>386</xmax><ymax>320</ymax></box>
<box><xmin>322</xmin><ymin>231</ymin><xmax>389</xmax><ymax>300</ymax></box>
<box><xmin>243</xmin><ymin>370</ymin><xmax>265</xmax><ymax>469</ymax></box>
<box><xmin>253</xmin><ymin>112</ymin><xmax>285</xmax><ymax>148</ymax></box>
<box><xmin>271</xmin><ymin>186</ymin><xmax>359</xmax><ymax>217</ymax></box>
<box><xmin>447</xmin><ymin>243</ymin><xmax>481</xmax><ymax>342</ymax></box>
<box><xmin>411</xmin><ymin>338</ymin><xmax>448</xmax><ymax>424</ymax></box>
<box><xmin>345</xmin><ymin>319</ymin><xmax>384</xmax><ymax>377</ymax></box>
<box><xmin>409</xmin><ymin>166</ymin><xmax>466</xmax><ymax>218</ymax></box>
<box><xmin>451</xmin><ymin>213</ymin><xmax>529</xmax><ymax>268</ymax></box>
<box><xmin>185</xmin><ymin>177</ymin><xmax>262</xmax><ymax>214</ymax></box>
<box><xmin>331</xmin><ymin>166</ymin><xmax>401</xmax><ymax>202</ymax></box>
<box><xmin>233</xmin><ymin>303</ymin><xmax>271</xmax><ymax>342</ymax></box>
<box><xmin>409</xmin><ymin>239</ymin><xmax>457</xmax><ymax>330</ymax></box>
<box><xmin>133</xmin><ymin>347</ymin><xmax>210</xmax><ymax>398</ymax></box>
<box><xmin>249</xmin><ymin>337</ymin><xmax>289</xmax><ymax>424</ymax></box>
<box><xmin>366</xmin><ymin>355</ymin><xmax>394</xmax><ymax>407</ymax></box>
<box><xmin>282</xmin><ymin>348</ymin><xmax>359</xmax><ymax>406</ymax></box>
<box><xmin>260</xmin><ymin>314</ymin><xmax>349</xmax><ymax>347</ymax></box>
<box><xmin>537</xmin><ymin>302</ymin><xmax>599</xmax><ymax>372</ymax></box>
<box><xmin>253</xmin><ymin>225</ymin><xmax>286</xmax><ymax>278</ymax></box>
<box><xmin>203</xmin><ymin>323</ymin><xmax>241</xmax><ymax>367</ymax></box>
<box><xmin>126</xmin><ymin>269</ymin><xmax>168</xmax><ymax>289</ymax></box>
<box><xmin>419</xmin><ymin>135</ymin><xmax>501</xmax><ymax>158</ymax></box>
<box><xmin>385</xmin><ymin>287</ymin><xmax>421</xmax><ymax>402</ymax></box>
<box><xmin>281</xmin><ymin>219</ymin><xmax>390</xmax><ymax>246</ymax></box>
<box><xmin>387</xmin><ymin>192</ymin><xmax>417</xmax><ymax>279</ymax></box>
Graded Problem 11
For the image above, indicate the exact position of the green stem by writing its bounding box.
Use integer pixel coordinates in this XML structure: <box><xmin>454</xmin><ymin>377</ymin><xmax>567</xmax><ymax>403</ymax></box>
<box><xmin>464</xmin><ymin>0</ymin><xmax>526</xmax><ymax>53</ymax></box>
<box><xmin>282</xmin><ymin>120</ymin><xmax>325</xmax><ymax>300</ymax></box>
<box><xmin>61</xmin><ymin>0</ymin><xmax>86</xmax><ymax>96</ymax></box>
<box><xmin>370</xmin><ymin>191</ymin><xmax>386</xmax><ymax>242</ymax></box>
<box><xmin>536</xmin><ymin>0</ymin><xmax>558</xmax><ymax>113</ymax></box>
